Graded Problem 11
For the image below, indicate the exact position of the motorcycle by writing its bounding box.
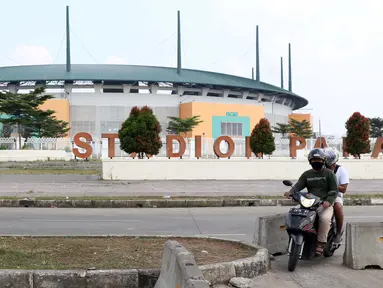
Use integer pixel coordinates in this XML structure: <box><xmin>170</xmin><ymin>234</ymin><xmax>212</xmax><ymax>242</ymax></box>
<box><xmin>282</xmin><ymin>180</ymin><xmax>339</xmax><ymax>272</ymax></box>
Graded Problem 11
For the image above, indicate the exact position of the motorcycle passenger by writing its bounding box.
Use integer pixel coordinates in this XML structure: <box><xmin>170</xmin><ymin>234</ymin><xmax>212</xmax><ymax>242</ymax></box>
<box><xmin>284</xmin><ymin>148</ymin><xmax>338</xmax><ymax>255</ymax></box>
<box><xmin>324</xmin><ymin>147</ymin><xmax>349</xmax><ymax>246</ymax></box>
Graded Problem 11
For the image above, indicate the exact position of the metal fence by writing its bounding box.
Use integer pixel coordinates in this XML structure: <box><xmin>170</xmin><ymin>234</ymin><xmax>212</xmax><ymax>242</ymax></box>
<box><xmin>0</xmin><ymin>136</ymin><xmax>379</xmax><ymax>159</ymax></box>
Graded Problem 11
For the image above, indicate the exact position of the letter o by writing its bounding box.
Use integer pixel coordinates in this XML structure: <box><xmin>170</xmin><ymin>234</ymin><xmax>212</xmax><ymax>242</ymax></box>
<box><xmin>213</xmin><ymin>136</ymin><xmax>235</xmax><ymax>158</ymax></box>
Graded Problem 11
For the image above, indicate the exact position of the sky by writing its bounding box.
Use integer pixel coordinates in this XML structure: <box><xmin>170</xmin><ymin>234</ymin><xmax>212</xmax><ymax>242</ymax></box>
<box><xmin>0</xmin><ymin>0</ymin><xmax>382</xmax><ymax>136</ymax></box>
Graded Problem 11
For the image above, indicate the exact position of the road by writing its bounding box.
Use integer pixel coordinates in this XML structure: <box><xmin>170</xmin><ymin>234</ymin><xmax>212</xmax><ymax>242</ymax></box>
<box><xmin>0</xmin><ymin>175</ymin><xmax>382</xmax><ymax>197</ymax></box>
<box><xmin>0</xmin><ymin>206</ymin><xmax>382</xmax><ymax>288</ymax></box>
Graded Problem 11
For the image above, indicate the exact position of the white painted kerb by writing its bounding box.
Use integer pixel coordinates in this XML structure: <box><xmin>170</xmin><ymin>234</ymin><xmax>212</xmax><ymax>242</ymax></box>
<box><xmin>102</xmin><ymin>158</ymin><xmax>383</xmax><ymax>180</ymax></box>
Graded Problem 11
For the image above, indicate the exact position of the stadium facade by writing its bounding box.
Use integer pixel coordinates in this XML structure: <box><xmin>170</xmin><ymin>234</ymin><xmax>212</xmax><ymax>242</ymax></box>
<box><xmin>0</xmin><ymin>7</ymin><xmax>311</xmax><ymax>139</ymax></box>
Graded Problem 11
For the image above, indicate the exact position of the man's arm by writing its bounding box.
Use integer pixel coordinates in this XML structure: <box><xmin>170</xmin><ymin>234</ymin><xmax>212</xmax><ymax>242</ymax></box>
<box><xmin>338</xmin><ymin>167</ymin><xmax>349</xmax><ymax>194</ymax></box>
<box><xmin>324</xmin><ymin>172</ymin><xmax>338</xmax><ymax>205</ymax></box>
<box><xmin>289</xmin><ymin>172</ymin><xmax>307</xmax><ymax>194</ymax></box>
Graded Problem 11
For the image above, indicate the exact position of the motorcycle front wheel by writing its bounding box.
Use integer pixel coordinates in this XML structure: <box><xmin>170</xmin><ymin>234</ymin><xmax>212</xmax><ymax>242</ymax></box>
<box><xmin>288</xmin><ymin>241</ymin><xmax>301</xmax><ymax>272</ymax></box>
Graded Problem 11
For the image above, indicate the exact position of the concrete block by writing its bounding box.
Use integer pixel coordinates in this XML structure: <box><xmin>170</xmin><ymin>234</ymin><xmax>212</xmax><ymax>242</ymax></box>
<box><xmin>343</xmin><ymin>222</ymin><xmax>383</xmax><ymax>269</ymax></box>
<box><xmin>110</xmin><ymin>200</ymin><xmax>128</xmax><ymax>208</ymax></box>
<box><xmin>0</xmin><ymin>270</ymin><xmax>32</xmax><ymax>288</ymax></box>
<box><xmin>154</xmin><ymin>240</ymin><xmax>209</xmax><ymax>288</ymax></box>
<box><xmin>200</xmin><ymin>262</ymin><xmax>236</xmax><ymax>285</ymax></box>
<box><xmin>72</xmin><ymin>200</ymin><xmax>92</xmax><ymax>208</ymax></box>
<box><xmin>231</xmin><ymin>248</ymin><xmax>270</xmax><ymax>278</ymax></box>
<box><xmin>86</xmin><ymin>269</ymin><xmax>138</xmax><ymax>288</ymax></box>
<box><xmin>253</xmin><ymin>213</ymin><xmax>288</xmax><ymax>255</ymax></box>
<box><xmin>138</xmin><ymin>269</ymin><xmax>161</xmax><ymax>288</ymax></box>
<box><xmin>33</xmin><ymin>270</ymin><xmax>87</xmax><ymax>288</ymax></box>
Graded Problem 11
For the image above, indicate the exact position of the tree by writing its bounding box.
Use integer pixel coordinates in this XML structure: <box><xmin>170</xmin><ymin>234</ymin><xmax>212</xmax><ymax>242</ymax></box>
<box><xmin>166</xmin><ymin>115</ymin><xmax>203</xmax><ymax>136</ymax></box>
<box><xmin>29</xmin><ymin>109</ymin><xmax>70</xmax><ymax>138</ymax></box>
<box><xmin>345</xmin><ymin>112</ymin><xmax>371</xmax><ymax>159</ymax></box>
<box><xmin>271</xmin><ymin>123</ymin><xmax>291</xmax><ymax>137</ymax></box>
<box><xmin>369</xmin><ymin>117</ymin><xmax>383</xmax><ymax>138</ymax></box>
<box><xmin>0</xmin><ymin>86</ymin><xmax>54</xmax><ymax>149</ymax></box>
<box><xmin>118</xmin><ymin>106</ymin><xmax>162</xmax><ymax>159</ymax></box>
<box><xmin>1</xmin><ymin>123</ymin><xmax>13</xmax><ymax>138</ymax></box>
<box><xmin>249</xmin><ymin>118</ymin><xmax>276</xmax><ymax>158</ymax></box>
<box><xmin>289</xmin><ymin>118</ymin><xmax>313</xmax><ymax>138</ymax></box>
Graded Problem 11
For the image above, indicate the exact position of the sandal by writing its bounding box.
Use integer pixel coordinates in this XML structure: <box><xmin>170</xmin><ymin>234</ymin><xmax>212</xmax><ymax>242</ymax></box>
<box><xmin>315</xmin><ymin>243</ymin><xmax>324</xmax><ymax>255</ymax></box>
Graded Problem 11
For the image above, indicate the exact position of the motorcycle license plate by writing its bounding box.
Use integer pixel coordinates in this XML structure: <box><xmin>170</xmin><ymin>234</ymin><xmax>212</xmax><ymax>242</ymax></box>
<box><xmin>290</xmin><ymin>208</ymin><xmax>309</xmax><ymax>216</ymax></box>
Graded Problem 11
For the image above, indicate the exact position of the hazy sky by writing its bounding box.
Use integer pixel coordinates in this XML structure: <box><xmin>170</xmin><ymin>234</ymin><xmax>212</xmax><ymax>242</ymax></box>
<box><xmin>0</xmin><ymin>0</ymin><xmax>381</xmax><ymax>136</ymax></box>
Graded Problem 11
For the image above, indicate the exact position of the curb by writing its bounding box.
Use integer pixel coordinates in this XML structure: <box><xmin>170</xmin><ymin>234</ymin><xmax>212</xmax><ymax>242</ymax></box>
<box><xmin>0</xmin><ymin>235</ymin><xmax>269</xmax><ymax>287</ymax></box>
<box><xmin>2</xmin><ymin>197</ymin><xmax>382</xmax><ymax>208</ymax></box>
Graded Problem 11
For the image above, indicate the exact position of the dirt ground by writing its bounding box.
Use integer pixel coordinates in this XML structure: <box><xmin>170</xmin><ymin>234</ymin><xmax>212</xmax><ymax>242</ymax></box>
<box><xmin>0</xmin><ymin>236</ymin><xmax>257</xmax><ymax>270</ymax></box>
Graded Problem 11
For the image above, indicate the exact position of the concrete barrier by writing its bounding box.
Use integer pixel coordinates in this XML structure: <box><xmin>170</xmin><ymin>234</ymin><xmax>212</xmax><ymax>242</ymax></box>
<box><xmin>154</xmin><ymin>240</ymin><xmax>209</xmax><ymax>288</ymax></box>
<box><xmin>343</xmin><ymin>222</ymin><xmax>383</xmax><ymax>270</ymax></box>
<box><xmin>0</xmin><ymin>150</ymin><xmax>73</xmax><ymax>162</ymax></box>
<box><xmin>253</xmin><ymin>213</ymin><xmax>289</xmax><ymax>255</ymax></box>
<box><xmin>102</xmin><ymin>158</ymin><xmax>383</xmax><ymax>180</ymax></box>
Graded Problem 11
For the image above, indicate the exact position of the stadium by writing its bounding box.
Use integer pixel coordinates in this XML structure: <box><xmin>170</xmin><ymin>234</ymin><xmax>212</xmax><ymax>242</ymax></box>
<box><xmin>0</xmin><ymin>6</ymin><xmax>310</xmax><ymax>141</ymax></box>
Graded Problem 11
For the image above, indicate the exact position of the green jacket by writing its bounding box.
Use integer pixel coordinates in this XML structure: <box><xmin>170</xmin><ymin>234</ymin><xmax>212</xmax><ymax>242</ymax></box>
<box><xmin>289</xmin><ymin>168</ymin><xmax>338</xmax><ymax>205</ymax></box>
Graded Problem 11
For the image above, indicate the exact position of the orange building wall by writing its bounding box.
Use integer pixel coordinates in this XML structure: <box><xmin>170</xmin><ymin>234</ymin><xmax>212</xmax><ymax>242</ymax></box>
<box><xmin>288</xmin><ymin>113</ymin><xmax>313</xmax><ymax>127</ymax></box>
<box><xmin>39</xmin><ymin>99</ymin><xmax>71</xmax><ymax>137</ymax></box>
<box><xmin>180</xmin><ymin>102</ymin><xmax>264</xmax><ymax>138</ymax></box>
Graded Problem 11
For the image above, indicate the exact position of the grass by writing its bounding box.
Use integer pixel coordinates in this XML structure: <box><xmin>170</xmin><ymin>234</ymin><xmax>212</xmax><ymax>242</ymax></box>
<box><xmin>1</xmin><ymin>194</ymin><xmax>382</xmax><ymax>201</ymax></box>
<box><xmin>0</xmin><ymin>236</ymin><xmax>257</xmax><ymax>270</ymax></box>
<box><xmin>0</xmin><ymin>169</ymin><xmax>101</xmax><ymax>175</ymax></box>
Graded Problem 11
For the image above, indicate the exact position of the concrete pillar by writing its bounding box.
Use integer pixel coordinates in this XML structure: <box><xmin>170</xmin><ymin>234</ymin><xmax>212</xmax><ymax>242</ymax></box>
<box><xmin>123</xmin><ymin>84</ymin><xmax>132</xmax><ymax>94</ymax></box>
<box><xmin>242</xmin><ymin>91</ymin><xmax>249</xmax><ymax>99</ymax></box>
<box><xmin>202</xmin><ymin>87</ymin><xmax>209</xmax><ymax>96</ymax></box>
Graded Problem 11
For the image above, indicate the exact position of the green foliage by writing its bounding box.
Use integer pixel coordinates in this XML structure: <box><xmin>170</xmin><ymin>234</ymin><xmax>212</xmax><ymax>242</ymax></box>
<box><xmin>289</xmin><ymin>118</ymin><xmax>313</xmax><ymax>138</ymax></box>
<box><xmin>250</xmin><ymin>118</ymin><xmax>276</xmax><ymax>158</ymax></box>
<box><xmin>29</xmin><ymin>109</ymin><xmax>70</xmax><ymax>138</ymax></box>
<box><xmin>345</xmin><ymin>112</ymin><xmax>371</xmax><ymax>158</ymax></box>
<box><xmin>271</xmin><ymin>123</ymin><xmax>291</xmax><ymax>137</ymax></box>
<box><xmin>1</xmin><ymin>123</ymin><xmax>13</xmax><ymax>138</ymax></box>
<box><xmin>0</xmin><ymin>86</ymin><xmax>70</xmax><ymax>148</ymax></box>
<box><xmin>166</xmin><ymin>115</ymin><xmax>203</xmax><ymax>136</ymax></box>
<box><xmin>118</xmin><ymin>106</ymin><xmax>162</xmax><ymax>159</ymax></box>
<box><xmin>368</xmin><ymin>117</ymin><xmax>383</xmax><ymax>138</ymax></box>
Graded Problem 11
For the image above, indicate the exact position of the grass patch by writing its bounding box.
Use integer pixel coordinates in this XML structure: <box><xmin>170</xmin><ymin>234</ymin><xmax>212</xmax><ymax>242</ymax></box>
<box><xmin>0</xmin><ymin>169</ymin><xmax>101</xmax><ymax>175</ymax></box>
<box><xmin>0</xmin><ymin>236</ymin><xmax>257</xmax><ymax>270</ymax></box>
<box><xmin>0</xmin><ymin>194</ymin><xmax>382</xmax><ymax>201</ymax></box>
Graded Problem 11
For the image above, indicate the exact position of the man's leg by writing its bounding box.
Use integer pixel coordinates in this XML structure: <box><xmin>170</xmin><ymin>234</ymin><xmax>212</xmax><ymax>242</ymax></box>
<box><xmin>334</xmin><ymin>198</ymin><xmax>344</xmax><ymax>244</ymax></box>
<box><xmin>316</xmin><ymin>206</ymin><xmax>334</xmax><ymax>253</ymax></box>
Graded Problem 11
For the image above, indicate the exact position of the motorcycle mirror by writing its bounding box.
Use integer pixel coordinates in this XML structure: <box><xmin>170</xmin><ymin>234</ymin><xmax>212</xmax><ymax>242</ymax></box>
<box><xmin>282</xmin><ymin>180</ymin><xmax>293</xmax><ymax>187</ymax></box>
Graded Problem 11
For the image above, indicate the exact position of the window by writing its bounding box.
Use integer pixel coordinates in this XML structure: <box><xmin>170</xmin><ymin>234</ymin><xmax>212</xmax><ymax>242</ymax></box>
<box><xmin>220</xmin><ymin>122</ymin><xmax>243</xmax><ymax>137</ymax></box>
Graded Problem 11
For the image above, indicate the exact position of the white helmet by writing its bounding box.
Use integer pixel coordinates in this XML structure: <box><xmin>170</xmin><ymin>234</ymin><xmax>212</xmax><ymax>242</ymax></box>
<box><xmin>324</xmin><ymin>147</ymin><xmax>340</xmax><ymax>167</ymax></box>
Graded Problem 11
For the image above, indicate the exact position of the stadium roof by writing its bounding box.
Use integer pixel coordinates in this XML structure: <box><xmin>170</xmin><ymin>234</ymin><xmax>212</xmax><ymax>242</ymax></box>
<box><xmin>0</xmin><ymin>64</ymin><xmax>308</xmax><ymax>109</ymax></box>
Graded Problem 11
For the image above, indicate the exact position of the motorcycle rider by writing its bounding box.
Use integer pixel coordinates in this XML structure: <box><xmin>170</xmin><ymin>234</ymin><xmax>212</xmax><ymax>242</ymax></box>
<box><xmin>323</xmin><ymin>147</ymin><xmax>349</xmax><ymax>246</ymax></box>
<box><xmin>284</xmin><ymin>148</ymin><xmax>338</xmax><ymax>255</ymax></box>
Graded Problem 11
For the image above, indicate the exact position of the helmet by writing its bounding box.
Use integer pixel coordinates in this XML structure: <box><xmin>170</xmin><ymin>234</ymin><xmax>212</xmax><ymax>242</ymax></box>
<box><xmin>307</xmin><ymin>148</ymin><xmax>326</xmax><ymax>162</ymax></box>
<box><xmin>324</xmin><ymin>147</ymin><xmax>340</xmax><ymax>167</ymax></box>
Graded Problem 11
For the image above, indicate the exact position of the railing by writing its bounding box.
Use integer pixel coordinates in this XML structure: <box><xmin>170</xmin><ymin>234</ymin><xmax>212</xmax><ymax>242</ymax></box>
<box><xmin>0</xmin><ymin>136</ymin><xmax>378</xmax><ymax>159</ymax></box>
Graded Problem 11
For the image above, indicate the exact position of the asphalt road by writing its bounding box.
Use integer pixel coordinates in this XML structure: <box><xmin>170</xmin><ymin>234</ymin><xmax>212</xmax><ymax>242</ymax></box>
<box><xmin>0</xmin><ymin>175</ymin><xmax>382</xmax><ymax>197</ymax></box>
<box><xmin>1</xmin><ymin>206</ymin><xmax>382</xmax><ymax>288</ymax></box>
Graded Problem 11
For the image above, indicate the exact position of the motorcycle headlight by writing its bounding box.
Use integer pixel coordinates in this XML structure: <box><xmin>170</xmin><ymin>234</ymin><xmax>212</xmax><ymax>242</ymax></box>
<box><xmin>300</xmin><ymin>195</ymin><xmax>315</xmax><ymax>208</ymax></box>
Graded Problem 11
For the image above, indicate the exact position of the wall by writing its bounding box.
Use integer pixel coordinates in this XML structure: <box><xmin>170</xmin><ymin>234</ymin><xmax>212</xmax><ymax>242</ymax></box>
<box><xmin>0</xmin><ymin>150</ymin><xmax>73</xmax><ymax>161</ymax></box>
<box><xmin>288</xmin><ymin>113</ymin><xmax>312</xmax><ymax>126</ymax></box>
<box><xmin>40</xmin><ymin>99</ymin><xmax>70</xmax><ymax>136</ymax></box>
<box><xmin>67</xmin><ymin>93</ymin><xmax>180</xmax><ymax>137</ymax></box>
<box><xmin>102</xmin><ymin>158</ymin><xmax>383</xmax><ymax>180</ymax></box>
<box><xmin>179</xmin><ymin>102</ymin><xmax>264</xmax><ymax>138</ymax></box>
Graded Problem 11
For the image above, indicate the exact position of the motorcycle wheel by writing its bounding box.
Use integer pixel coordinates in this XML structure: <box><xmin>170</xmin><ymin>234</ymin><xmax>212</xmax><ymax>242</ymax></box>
<box><xmin>323</xmin><ymin>229</ymin><xmax>336</xmax><ymax>257</ymax></box>
<box><xmin>288</xmin><ymin>242</ymin><xmax>301</xmax><ymax>272</ymax></box>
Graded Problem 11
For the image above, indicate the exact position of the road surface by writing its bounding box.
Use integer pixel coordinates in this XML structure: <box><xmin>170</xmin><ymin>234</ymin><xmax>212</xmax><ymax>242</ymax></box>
<box><xmin>0</xmin><ymin>206</ymin><xmax>382</xmax><ymax>288</ymax></box>
<box><xmin>0</xmin><ymin>175</ymin><xmax>382</xmax><ymax>197</ymax></box>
